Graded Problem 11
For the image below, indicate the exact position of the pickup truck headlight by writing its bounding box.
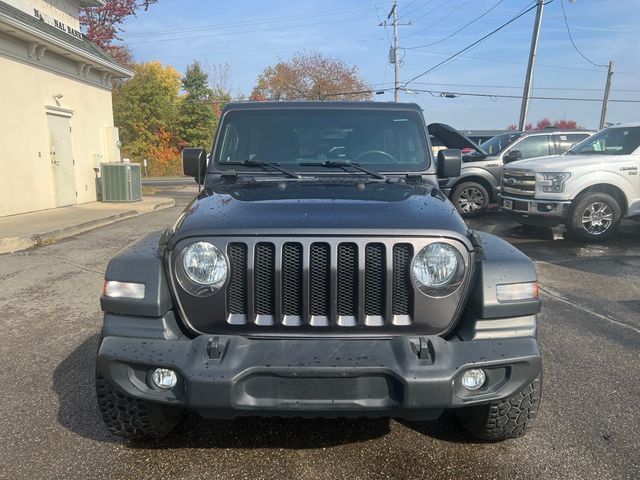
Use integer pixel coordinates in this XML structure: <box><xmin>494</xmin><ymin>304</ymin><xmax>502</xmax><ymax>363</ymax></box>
<box><xmin>176</xmin><ymin>241</ymin><xmax>227</xmax><ymax>296</ymax></box>
<box><xmin>412</xmin><ymin>243</ymin><xmax>465</xmax><ymax>297</ymax></box>
<box><xmin>536</xmin><ymin>172</ymin><xmax>570</xmax><ymax>193</ymax></box>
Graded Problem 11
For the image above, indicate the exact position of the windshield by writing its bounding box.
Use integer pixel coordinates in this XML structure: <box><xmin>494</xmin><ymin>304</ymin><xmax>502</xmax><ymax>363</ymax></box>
<box><xmin>567</xmin><ymin>126</ymin><xmax>640</xmax><ymax>155</ymax></box>
<box><xmin>213</xmin><ymin>109</ymin><xmax>429</xmax><ymax>172</ymax></box>
<box><xmin>480</xmin><ymin>132</ymin><xmax>523</xmax><ymax>155</ymax></box>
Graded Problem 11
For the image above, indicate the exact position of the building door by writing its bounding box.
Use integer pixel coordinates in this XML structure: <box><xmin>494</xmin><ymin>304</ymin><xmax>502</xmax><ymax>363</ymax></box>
<box><xmin>47</xmin><ymin>113</ymin><xmax>76</xmax><ymax>207</ymax></box>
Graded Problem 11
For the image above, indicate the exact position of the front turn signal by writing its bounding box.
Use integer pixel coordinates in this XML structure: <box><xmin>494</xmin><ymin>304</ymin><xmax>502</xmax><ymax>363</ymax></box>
<box><xmin>496</xmin><ymin>282</ymin><xmax>538</xmax><ymax>303</ymax></box>
<box><xmin>103</xmin><ymin>280</ymin><xmax>145</xmax><ymax>299</ymax></box>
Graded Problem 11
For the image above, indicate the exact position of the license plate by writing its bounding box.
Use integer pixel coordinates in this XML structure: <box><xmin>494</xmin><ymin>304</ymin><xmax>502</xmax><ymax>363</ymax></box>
<box><xmin>503</xmin><ymin>199</ymin><xmax>513</xmax><ymax>210</ymax></box>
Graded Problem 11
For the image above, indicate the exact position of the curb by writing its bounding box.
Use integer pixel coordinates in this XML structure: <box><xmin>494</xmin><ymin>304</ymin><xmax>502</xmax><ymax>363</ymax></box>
<box><xmin>0</xmin><ymin>199</ymin><xmax>175</xmax><ymax>255</ymax></box>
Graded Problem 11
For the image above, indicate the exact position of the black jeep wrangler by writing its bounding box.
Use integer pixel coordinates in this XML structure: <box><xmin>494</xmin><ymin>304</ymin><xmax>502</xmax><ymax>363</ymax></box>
<box><xmin>97</xmin><ymin>102</ymin><xmax>542</xmax><ymax>441</ymax></box>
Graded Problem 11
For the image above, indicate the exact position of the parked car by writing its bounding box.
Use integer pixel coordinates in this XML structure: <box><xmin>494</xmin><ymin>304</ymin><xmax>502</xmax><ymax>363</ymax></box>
<box><xmin>432</xmin><ymin>126</ymin><xmax>594</xmax><ymax>216</ymax></box>
<box><xmin>96</xmin><ymin>101</ymin><xmax>542</xmax><ymax>442</ymax></box>
<box><xmin>499</xmin><ymin>123</ymin><xmax>640</xmax><ymax>242</ymax></box>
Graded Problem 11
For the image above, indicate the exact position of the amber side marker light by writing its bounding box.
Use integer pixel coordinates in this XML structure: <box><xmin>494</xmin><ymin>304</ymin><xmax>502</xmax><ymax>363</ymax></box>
<box><xmin>496</xmin><ymin>282</ymin><xmax>539</xmax><ymax>303</ymax></box>
<box><xmin>103</xmin><ymin>280</ymin><xmax>145</xmax><ymax>299</ymax></box>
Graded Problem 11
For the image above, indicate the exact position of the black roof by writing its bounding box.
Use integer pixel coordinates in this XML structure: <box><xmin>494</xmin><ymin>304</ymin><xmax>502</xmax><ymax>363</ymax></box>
<box><xmin>0</xmin><ymin>1</ymin><xmax>129</xmax><ymax>74</ymax></box>
<box><xmin>223</xmin><ymin>101</ymin><xmax>423</xmax><ymax>111</ymax></box>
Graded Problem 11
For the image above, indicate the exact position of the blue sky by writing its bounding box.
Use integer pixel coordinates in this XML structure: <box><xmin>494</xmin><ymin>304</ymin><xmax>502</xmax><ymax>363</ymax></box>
<box><xmin>117</xmin><ymin>0</ymin><xmax>640</xmax><ymax>130</ymax></box>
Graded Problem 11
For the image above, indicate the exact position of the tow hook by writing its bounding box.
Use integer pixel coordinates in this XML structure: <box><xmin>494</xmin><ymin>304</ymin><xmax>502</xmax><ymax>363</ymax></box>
<box><xmin>410</xmin><ymin>337</ymin><xmax>434</xmax><ymax>364</ymax></box>
<box><xmin>206</xmin><ymin>336</ymin><xmax>222</xmax><ymax>360</ymax></box>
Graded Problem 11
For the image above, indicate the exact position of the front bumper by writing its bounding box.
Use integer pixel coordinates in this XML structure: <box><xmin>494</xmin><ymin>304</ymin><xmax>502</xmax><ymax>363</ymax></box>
<box><xmin>498</xmin><ymin>194</ymin><xmax>571</xmax><ymax>226</ymax></box>
<box><xmin>97</xmin><ymin>325</ymin><xmax>541</xmax><ymax>421</ymax></box>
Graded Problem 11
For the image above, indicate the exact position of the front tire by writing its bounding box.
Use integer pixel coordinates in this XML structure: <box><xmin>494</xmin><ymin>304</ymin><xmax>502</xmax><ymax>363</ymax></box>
<box><xmin>455</xmin><ymin>373</ymin><xmax>542</xmax><ymax>441</ymax></box>
<box><xmin>567</xmin><ymin>192</ymin><xmax>621</xmax><ymax>242</ymax></box>
<box><xmin>96</xmin><ymin>376</ymin><xmax>183</xmax><ymax>440</ymax></box>
<box><xmin>452</xmin><ymin>182</ymin><xmax>490</xmax><ymax>217</ymax></box>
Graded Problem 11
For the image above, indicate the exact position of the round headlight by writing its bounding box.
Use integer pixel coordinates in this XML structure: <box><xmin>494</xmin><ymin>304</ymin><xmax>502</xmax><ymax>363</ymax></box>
<box><xmin>177</xmin><ymin>242</ymin><xmax>227</xmax><ymax>296</ymax></box>
<box><xmin>412</xmin><ymin>242</ymin><xmax>465</xmax><ymax>296</ymax></box>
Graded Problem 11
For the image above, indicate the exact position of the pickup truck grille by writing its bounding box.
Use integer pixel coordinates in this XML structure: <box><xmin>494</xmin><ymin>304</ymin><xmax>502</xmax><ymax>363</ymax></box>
<box><xmin>226</xmin><ymin>240</ymin><xmax>414</xmax><ymax>327</ymax></box>
<box><xmin>502</xmin><ymin>170</ymin><xmax>536</xmax><ymax>197</ymax></box>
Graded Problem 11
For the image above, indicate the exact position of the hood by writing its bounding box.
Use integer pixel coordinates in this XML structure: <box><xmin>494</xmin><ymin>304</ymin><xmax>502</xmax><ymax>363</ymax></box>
<box><xmin>169</xmin><ymin>179</ymin><xmax>469</xmax><ymax>246</ymax></box>
<box><xmin>428</xmin><ymin>123</ymin><xmax>487</xmax><ymax>156</ymax></box>
<box><xmin>506</xmin><ymin>153</ymin><xmax>613</xmax><ymax>172</ymax></box>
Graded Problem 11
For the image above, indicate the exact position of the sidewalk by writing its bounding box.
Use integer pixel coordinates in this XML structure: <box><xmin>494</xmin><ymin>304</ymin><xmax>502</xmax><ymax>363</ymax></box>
<box><xmin>0</xmin><ymin>197</ymin><xmax>175</xmax><ymax>254</ymax></box>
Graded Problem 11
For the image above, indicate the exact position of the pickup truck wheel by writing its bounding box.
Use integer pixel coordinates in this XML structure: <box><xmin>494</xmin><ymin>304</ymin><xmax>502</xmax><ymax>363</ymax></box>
<box><xmin>96</xmin><ymin>376</ymin><xmax>183</xmax><ymax>440</ymax></box>
<box><xmin>567</xmin><ymin>192</ymin><xmax>621</xmax><ymax>242</ymax></box>
<box><xmin>455</xmin><ymin>373</ymin><xmax>542</xmax><ymax>441</ymax></box>
<box><xmin>452</xmin><ymin>182</ymin><xmax>489</xmax><ymax>217</ymax></box>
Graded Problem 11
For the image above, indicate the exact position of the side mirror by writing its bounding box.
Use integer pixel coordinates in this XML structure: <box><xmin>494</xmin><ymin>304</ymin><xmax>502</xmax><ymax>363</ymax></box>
<box><xmin>183</xmin><ymin>148</ymin><xmax>207</xmax><ymax>184</ymax></box>
<box><xmin>505</xmin><ymin>150</ymin><xmax>522</xmax><ymax>163</ymax></box>
<box><xmin>437</xmin><ymin>149</ymin><xmax>462</xmax><ymax>178</ymax></box>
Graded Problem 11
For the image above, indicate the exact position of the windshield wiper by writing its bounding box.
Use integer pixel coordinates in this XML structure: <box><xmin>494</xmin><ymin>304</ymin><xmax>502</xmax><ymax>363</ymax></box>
<box><xmin>300</xmin><ymin>161</ymin><xmax>387</xmax><ymax>180</ymax></box>
<box><xmin>224</xmin><ymin>160</ymin><xmax>302</xmax><ymax>179</ymax></box>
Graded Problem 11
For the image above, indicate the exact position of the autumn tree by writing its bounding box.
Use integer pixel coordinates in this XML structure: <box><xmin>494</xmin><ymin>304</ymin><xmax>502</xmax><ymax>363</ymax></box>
<box><xmin>555</xmin><ymin>119</ymin><xmax>579</xmax><ymax>129</ymax></box>
<box><xmin>113</xmin><ymin>61</ymin><xmax>182</xmax><ymax>175</ymax></box>
<box><xmin>535</xmin><ymin>118</ymin><xmax>552</xmax><ymax>130</ymax></box>
<box><xmin>79</xmin><ymin>0</ymin><xmax>158</xmax><ymax>64</ymax></box>
<box><xmin>252</xmin><ymin>52</ymin><xmax>372</xmax><ymax>101</ymax></box>
<box><xmin>507</xmin><ymin>119</ymin><xmax>582</xmax><ymax>131</ymax></box>
<box><xmin>178</xmin><ymin>61</ymin><xmax>217</xmax><ymax>149</ymax></box>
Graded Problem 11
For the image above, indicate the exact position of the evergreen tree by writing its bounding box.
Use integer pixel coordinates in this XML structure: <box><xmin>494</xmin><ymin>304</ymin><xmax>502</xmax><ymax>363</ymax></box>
<box><xmin>179</xmin><ymin>61</ymin><xmax>216</xmax><ymax>149</ymax></box>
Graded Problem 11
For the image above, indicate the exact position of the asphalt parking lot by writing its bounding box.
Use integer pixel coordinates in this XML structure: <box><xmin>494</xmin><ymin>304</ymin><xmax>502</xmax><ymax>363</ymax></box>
<box><xmin>1</xmin><ymin>184</ymin><xmax>639</xmax><ymax>480</ymax></box>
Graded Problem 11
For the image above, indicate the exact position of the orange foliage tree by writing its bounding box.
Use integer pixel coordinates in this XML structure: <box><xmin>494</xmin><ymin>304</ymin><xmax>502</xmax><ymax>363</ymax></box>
<box><xmin>252</xmin><ymin>52</ymin><xmax>372</xmax><ymax>101</ymax></box>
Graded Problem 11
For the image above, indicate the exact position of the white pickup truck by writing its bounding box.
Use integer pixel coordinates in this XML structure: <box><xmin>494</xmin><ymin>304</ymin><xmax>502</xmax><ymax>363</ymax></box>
<box><xmin>499</xmin><ymin>123</ymin><xmax>640</xmax><ymax>242</ymax></box>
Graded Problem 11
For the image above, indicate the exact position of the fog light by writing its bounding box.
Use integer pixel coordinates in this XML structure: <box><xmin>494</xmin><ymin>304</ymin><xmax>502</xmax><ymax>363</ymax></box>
<box><xmin>151</xmin><ymin>368</ymin><xmax>177</xmax><ymax>389</ymax></box>
<box><xmin>461</xmin><ymin>369</ymin><xmax>486</xmax><ymax>391</ymax></box>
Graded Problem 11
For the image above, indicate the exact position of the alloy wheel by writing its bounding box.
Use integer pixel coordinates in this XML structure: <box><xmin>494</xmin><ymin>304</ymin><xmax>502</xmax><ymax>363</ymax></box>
<box><xmin>581</xmin><ymin>202</ymin><xmax>614</xmax><ymax>235</ymax></box>
<box><xmin>458</xmin><ymin>187</ymin><xmax>485</xmax><ymax>213</ymax></box>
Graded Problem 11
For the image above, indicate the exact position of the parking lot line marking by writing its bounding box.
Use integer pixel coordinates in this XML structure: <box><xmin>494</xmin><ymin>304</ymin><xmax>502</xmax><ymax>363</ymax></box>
<box><xmin>539</xmin><ymin>285</ymin><xmax>640</xmax><ymax>335</ymax></box>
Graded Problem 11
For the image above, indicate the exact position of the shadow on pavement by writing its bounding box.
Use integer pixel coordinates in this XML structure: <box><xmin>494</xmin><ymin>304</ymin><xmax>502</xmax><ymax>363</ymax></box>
<box><xmin>54</xmin><ymin>335</ymin><xmax>478</xmax><ymax>449</ymax></box>
<box><xmin>398</xmin><ymin>412</ymin><xmax>477</xmax><ymax>445</ymax></box>
<box><xmin>52</xmin><ymin>333</ymin><xmax>120</xmax><ymax>444</ymax></box>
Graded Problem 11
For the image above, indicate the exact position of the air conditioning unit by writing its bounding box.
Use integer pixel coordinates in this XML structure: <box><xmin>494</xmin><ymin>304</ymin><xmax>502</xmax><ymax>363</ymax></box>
<box><xmin>100</xmin><ymin>163</ymin><xmax>142</xmax><ymax>202</ymax></box>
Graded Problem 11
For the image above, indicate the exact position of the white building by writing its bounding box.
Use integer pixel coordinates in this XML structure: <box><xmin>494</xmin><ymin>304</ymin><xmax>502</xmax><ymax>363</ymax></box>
<box><xmin>0</xmin><ymin>0</ymin><xmax>132</xmax><ymax>217</ymax></box>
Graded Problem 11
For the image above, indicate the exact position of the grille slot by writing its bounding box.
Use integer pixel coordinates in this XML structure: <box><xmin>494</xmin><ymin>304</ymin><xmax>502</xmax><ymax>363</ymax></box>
<box><xmin>392</xmin><ymin>244</ymin><xmax>413</xmax><ymax>317</ymax></box>
<box><xmin>281</xmin><ymin>243</ymin><xmax>303</xmax><ymax>318</ymax></box>
<box><xmin>337</xmin><ymin>243</ymin><xmax>358</xmax><ymax>319</ymax></box>
<box><xmin>365</xmin><ymin>243</ymin><xmax>386</xmax><ymax>316</ymax></box>
<box><xmin>226</xmin><ymin>243</ymin><xmax>247</xmax><ymax>322</ymax></box>
<box><xmin>254</xmin><ymin>243</ymin><xmax>275</xmax><ymax>323</ymax></box>
<box><xmin>309</xmin><ymin>243</ymin><xmax>331</xmax><ymax>319</ymax></box>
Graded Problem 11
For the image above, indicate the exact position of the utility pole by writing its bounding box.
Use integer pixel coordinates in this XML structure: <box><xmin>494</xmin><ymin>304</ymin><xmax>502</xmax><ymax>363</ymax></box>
<box><xmin>518</xmin><ymin>0</ymin><xmax>545</xmax><ymax>130</ymax></box>
<box><xmin>379</xmin><ymin>1</ymin><xmax>410</xmax><ymax>102</ymax></box>
<box><xmin>599</xmin><ymin>60</ymin><xmax>614</xmax><ymax>130</ymax></box>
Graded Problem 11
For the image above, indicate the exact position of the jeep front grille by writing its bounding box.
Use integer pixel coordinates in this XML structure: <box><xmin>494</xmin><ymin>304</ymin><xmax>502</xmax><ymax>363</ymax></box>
<box><xmin>225</xmin><ymin>240</ymin><xmax>414</xmax><ymax>327</ymax></box>
<box><xmin>503</xmin><ymin>170</ymin><xmax>536</xmax><ymax>196</ymax></box>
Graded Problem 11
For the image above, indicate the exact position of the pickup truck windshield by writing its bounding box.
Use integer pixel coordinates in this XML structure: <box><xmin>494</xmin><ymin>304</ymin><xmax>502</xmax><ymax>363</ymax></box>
<box><xmin>213</xmin><ymin>109</ymin><xmax>429</xmax><ymax>172</ymax></box>
<box><xmin>567</xmin><ymin>126</ymin><xmax>640</xmax><ymax>155</ymax></box>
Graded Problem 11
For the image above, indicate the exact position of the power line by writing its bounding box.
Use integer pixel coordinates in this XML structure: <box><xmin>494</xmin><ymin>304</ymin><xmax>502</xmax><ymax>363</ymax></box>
<box><xmin>399</xmin><ymin>0</ymin><xmax>421</xmax><ymax>14</ymax></box>
<box><xmin>559</xmin><ymin>0</ymin><xmax>607</xmax><ymax>68</ymax></box>
<box><xmin>404</xmin><ymin>87</ymin><xmax>640</xmax><ymax>103</ymax></box>
<box><xmin>145</xmin><ymin>39</ymin><xmax>379</xmax><ymax>60</ymax></box>
<box><xmin>404</xmin><ymin>2</ymin><xmax>542</xmax><ymax>85</ymax></box>
<box><xmin>404</xmin><ymin>0</ymin><xmax>507</xmax><ymax>48</ymax></box>
<box><xmin>123</xmin><ymin>15</ymin><xmax>375</xmax><ymax>45</ymax></box>
<box><xmin>122</xmin><ymin>6</ymin><xmax>372</xmax><ymax>38</ymax></box>
<box><xmin>402</xmin><ymin>0</ymin><xmax>439</xmax><ymax>18</ymax></box>
<box><xmin>407</xmin><ymin>0</ymin><xmax>454</xmax><ymax>26</ymax></box>
<box><xmin>408</xmin><ymin>81</ymin><xmax>640</xmax><ymax>93</ymax></box>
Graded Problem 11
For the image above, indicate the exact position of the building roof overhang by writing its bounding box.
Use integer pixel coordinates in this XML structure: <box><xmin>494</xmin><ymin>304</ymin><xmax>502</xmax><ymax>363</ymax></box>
<box><xmin>0</xmin><ymin>1</ymin><xmax>132</xmax><ymax>78</ymax></box>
